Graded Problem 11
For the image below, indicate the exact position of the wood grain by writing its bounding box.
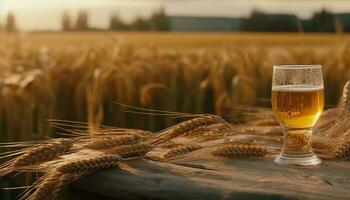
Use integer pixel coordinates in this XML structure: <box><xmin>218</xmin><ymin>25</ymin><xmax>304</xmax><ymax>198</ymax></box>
<box><xmin>71</xmin><ymin>152</ymin><xmax>350</xmax><ymax>200</ymax></box>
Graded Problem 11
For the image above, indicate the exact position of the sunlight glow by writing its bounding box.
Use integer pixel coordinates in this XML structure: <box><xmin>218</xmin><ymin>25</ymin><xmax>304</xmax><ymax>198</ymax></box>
<box><xmin>0</xmin><ymin>0</ymin><xmax>162</xmax><ymax>31</ymax></box>
<box><xmin>2</xmin><ymin>0</ymin><xmax>350</xmax><ymax>31</ymax></box>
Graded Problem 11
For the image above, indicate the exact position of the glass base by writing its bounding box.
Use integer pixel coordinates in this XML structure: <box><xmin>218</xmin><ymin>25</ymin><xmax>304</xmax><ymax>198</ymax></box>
<box><xmin>274</xmin><ymin>153</ymin><xmax>321</xmax><ymax>167</ymax></box>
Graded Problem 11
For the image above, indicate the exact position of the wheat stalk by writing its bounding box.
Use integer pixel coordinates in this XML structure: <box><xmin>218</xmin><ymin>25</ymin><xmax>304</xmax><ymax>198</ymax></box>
<box><xmin>212</xmin><ymin>143</ymin><xmax>268</xmax><ymax>158</ymax></box>
<box><xmin>104</xmin><ymin>142</ymin><xmax>154</xmax><ymax>158</ymax></box>
<box><xmin>50</xmin><ymin>174</ymin><xmax>71</xmax><ymax>200</ymax></box>
<box><xmin>24</xmin><ymin>172</ymin><xmax>61</xmax><ymax>200</ymax></box>
<box><xmin>336</xmin><ymin>80</ymin><xmax>350</xmax><ymax>119</ymax></box>
<box><xmin>84</xmin><ymin>134</ymin><xmax>142</xmax><ymax>150</ymax></box>
<box><xmin>163</xmin><ymin>144</ymin><xmax>202</xmax><ymax>158</ymax></box>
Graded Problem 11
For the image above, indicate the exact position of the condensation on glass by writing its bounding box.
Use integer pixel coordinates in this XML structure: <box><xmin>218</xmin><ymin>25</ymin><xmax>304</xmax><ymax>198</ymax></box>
<box><xmin>272</xmin><ymin>65</ymin><xmax>323</xmax><ymax>167</ymax></box>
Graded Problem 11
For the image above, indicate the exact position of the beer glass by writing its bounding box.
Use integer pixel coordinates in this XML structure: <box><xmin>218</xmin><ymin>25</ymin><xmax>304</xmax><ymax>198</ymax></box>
<box><xmin>272</xmin><ymin>65</ymin><xmax>324</xmax><ymax>167</ymax></box>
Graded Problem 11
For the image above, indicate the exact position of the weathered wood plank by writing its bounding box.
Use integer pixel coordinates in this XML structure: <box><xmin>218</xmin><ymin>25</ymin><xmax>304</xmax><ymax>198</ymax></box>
<box><xmin>71</xmin><ymin>152</ymin><xmax>350</xmax><ymax>200</ymax></box>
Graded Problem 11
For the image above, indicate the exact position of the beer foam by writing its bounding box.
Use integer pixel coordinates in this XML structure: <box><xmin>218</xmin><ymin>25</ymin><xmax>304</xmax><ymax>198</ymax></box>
<box><xmin>272</xmin><ymin>85</ymin><xmax>324</xmax><ymax>92</ymax></box>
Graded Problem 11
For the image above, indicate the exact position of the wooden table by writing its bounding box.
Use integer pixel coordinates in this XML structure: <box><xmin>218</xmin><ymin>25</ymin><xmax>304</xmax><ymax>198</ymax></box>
<box><xmin>71</xmin><ymin>150</ymin><xmax>350</xmax><ymax>200</ymax></box>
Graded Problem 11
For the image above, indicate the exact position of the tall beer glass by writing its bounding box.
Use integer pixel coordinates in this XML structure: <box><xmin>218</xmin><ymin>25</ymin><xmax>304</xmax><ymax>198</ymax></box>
<box><xmin>272</xmin><ymin>65</ymin><xmax>324</xmax><ymax>167</ymax></box>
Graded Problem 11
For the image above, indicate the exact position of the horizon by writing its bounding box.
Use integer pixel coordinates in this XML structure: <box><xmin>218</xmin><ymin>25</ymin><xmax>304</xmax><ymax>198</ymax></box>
<box><xmin>1</xmin><ymin>0</ymin><xmax>350</xmax><ymax>31</ymax></box>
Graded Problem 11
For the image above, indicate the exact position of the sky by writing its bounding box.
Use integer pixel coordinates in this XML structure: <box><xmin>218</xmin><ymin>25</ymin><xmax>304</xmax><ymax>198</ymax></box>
<box><xmin>1</xmin><ymin>0</ymin><xmax>350</xmax><ymax>31</ymax></box>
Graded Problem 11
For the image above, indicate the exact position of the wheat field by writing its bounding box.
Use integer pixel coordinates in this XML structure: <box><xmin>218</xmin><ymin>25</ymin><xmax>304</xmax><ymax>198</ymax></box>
<box><xmin>0</xmin><ymin>32</ymin><xmax>350</xmax><ymax>142</ymax></box>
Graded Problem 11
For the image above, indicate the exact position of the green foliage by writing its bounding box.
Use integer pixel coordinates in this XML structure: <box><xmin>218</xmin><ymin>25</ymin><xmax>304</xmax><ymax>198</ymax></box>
<box><xmin>241</xmin><ymin>10</ymin><xmax>301</xmax><ymax>32</ymax></box>
<box><xmin>149</xmin><ymin>9</ymin><xmax>170</xmax><ymax>31</ymax></box>
<box><xmin>110</xmin><ymin>8</ymin><xmax>170</xmax><ymax>31</ymax></box>
<box><xmin>130</xmin><ymin>17</ymin><xmax>151</xmax><ymax>30</ymax></box>
<box><xmin>110</xmin><ymin>15</ymin><xmax>129</xmax><ymax>30</ymax></box>
<box><xmin>310</xmin><ymin>9</ymin><xmax>338</xmax><ymax>32</ymax></box>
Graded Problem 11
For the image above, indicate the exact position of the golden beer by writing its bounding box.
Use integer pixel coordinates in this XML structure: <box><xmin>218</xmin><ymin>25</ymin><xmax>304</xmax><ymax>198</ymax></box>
<box><xmin>272</xmin><ymin>85</ymin><xmax>324</xmax><ymax>128</ymax></box>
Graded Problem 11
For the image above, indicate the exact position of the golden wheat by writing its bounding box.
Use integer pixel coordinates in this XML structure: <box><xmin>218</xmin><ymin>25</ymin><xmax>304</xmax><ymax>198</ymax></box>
<box><xmin>212</xmin><ymin>143</ymin><xmax>268</xmax><ymax>158</ymax></box>
<box><xmin>56</xmin><ymin>154</ymin><xmax>121</xmax><ymax>174</ymax></box>
<box><xmin>26</xmin><ymin>155</ymin><xmax>121</xmax><ymax>200</ymax></box>
<box><xmin>163</xmin><ymin>144</ymin><xmax>202</xmax><ymax>158</ymax></box>
<box><xmin>9</xmin><ymin>139</ymin><xmax>73</xmax><ymax>168</ymax></box>
<box><xmin>1</xmin><ymin>33</ymin><xmax>349</xmax><ymax>142</ymax></box>
<box><xmin>158</xmin><ymin>142</ymin><xmax>182</xmax><ymax>149</ymax></box>
<box><xmin>27</xmin><ymin>172</ymin><xmax>62</xmax><ymax>200</ymax></box>
<box><xmin>336</xmin><ymin>80</ymin><xmax>350</xmax><ymax>119</ymax></box>
<box><xmin>50</xmin><ymin>174</ymin><xmax>71</xmax><ymax>200</ymax></box>
<box><xmin>169</xmin><ymin>115</ymin><xmax>225</xmax><ymax>137</ymax></box>
<box><xmin>151</xmin><ymin>115</ymin><xmax>228</xmax><ymax>144</ymax></box>
<box><xmin>84</xmin><ymin>134</ymin><xmax>142</xmax><ymax>150</ymax></box>
<box><xmin>104</xmin><ymin>142</ymin><xmax>154</xmax><ymax>158</ymax></box>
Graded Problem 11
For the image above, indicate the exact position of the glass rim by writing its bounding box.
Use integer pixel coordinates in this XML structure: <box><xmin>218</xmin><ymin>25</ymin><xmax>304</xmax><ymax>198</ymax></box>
<box><xmin>273</xmin><ymin>64</ymin><xmax>322</xmax><ymax>69</ymax></box>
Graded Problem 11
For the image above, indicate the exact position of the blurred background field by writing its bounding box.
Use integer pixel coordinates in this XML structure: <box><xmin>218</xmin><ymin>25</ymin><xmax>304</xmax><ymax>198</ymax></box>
<box><xmin>1</xmin><ymin>32</ymin><xmax>350</xmax><ymax>142</ymax></box>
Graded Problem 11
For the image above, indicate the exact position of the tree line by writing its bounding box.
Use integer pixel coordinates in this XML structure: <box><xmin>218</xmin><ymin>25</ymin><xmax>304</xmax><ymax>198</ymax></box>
<box><xmin>1</xmin><ymin>9</ymin><xmax>170</xmax><ymax>32</ymax></box>
<box><xmin>241</xmin><ymin>9</ymin><xmax>345</xmax><ymax>32</ymax></box>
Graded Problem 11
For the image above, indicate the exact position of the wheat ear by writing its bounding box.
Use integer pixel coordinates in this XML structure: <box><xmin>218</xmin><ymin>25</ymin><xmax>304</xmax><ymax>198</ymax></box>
<box><xmin>25</xmin><ymin>155</ymin><xmax>121</xmax><ymax>200</ymax></box>
<box><xmin>84</xmin><ymin>134</ymin><xmax>142</xmax><ymax>150</ymax></box>
<box><xmin>163</xmin><ymin>144</ymin><xmax>202</xmax><ymax>158</ymax></box>
<box><xmin>21</xmin><ymin>172</ymin><xmax>61</xmax><ymax>200</ymax></box>
<box><xmin>212</xmin><ymin>143</ymin><xmax>268</xmax><ymax>158</ymax></box>
<box><xmin>151</xmin><ymin>115</ymin><xmax>228</xmax><ymax>144</ymax></box>
<box><xmin>0</xmin><ymin>139</ymin><xmax>73</xmax><ymax>177</ymax></box>
<box><xmin>13</xmin><ymin>139</ymin><xmax>73</xmax><ymax>167</ymax></box>
<box><xmin>104</xmin><ymin>142</ymin><xmax>154</xmax><ymax>158</ymax></box>
<box><xmin>56</xmin><ymin>154</ymin><xmax>121</xmax><ymax>174</ymax></box>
